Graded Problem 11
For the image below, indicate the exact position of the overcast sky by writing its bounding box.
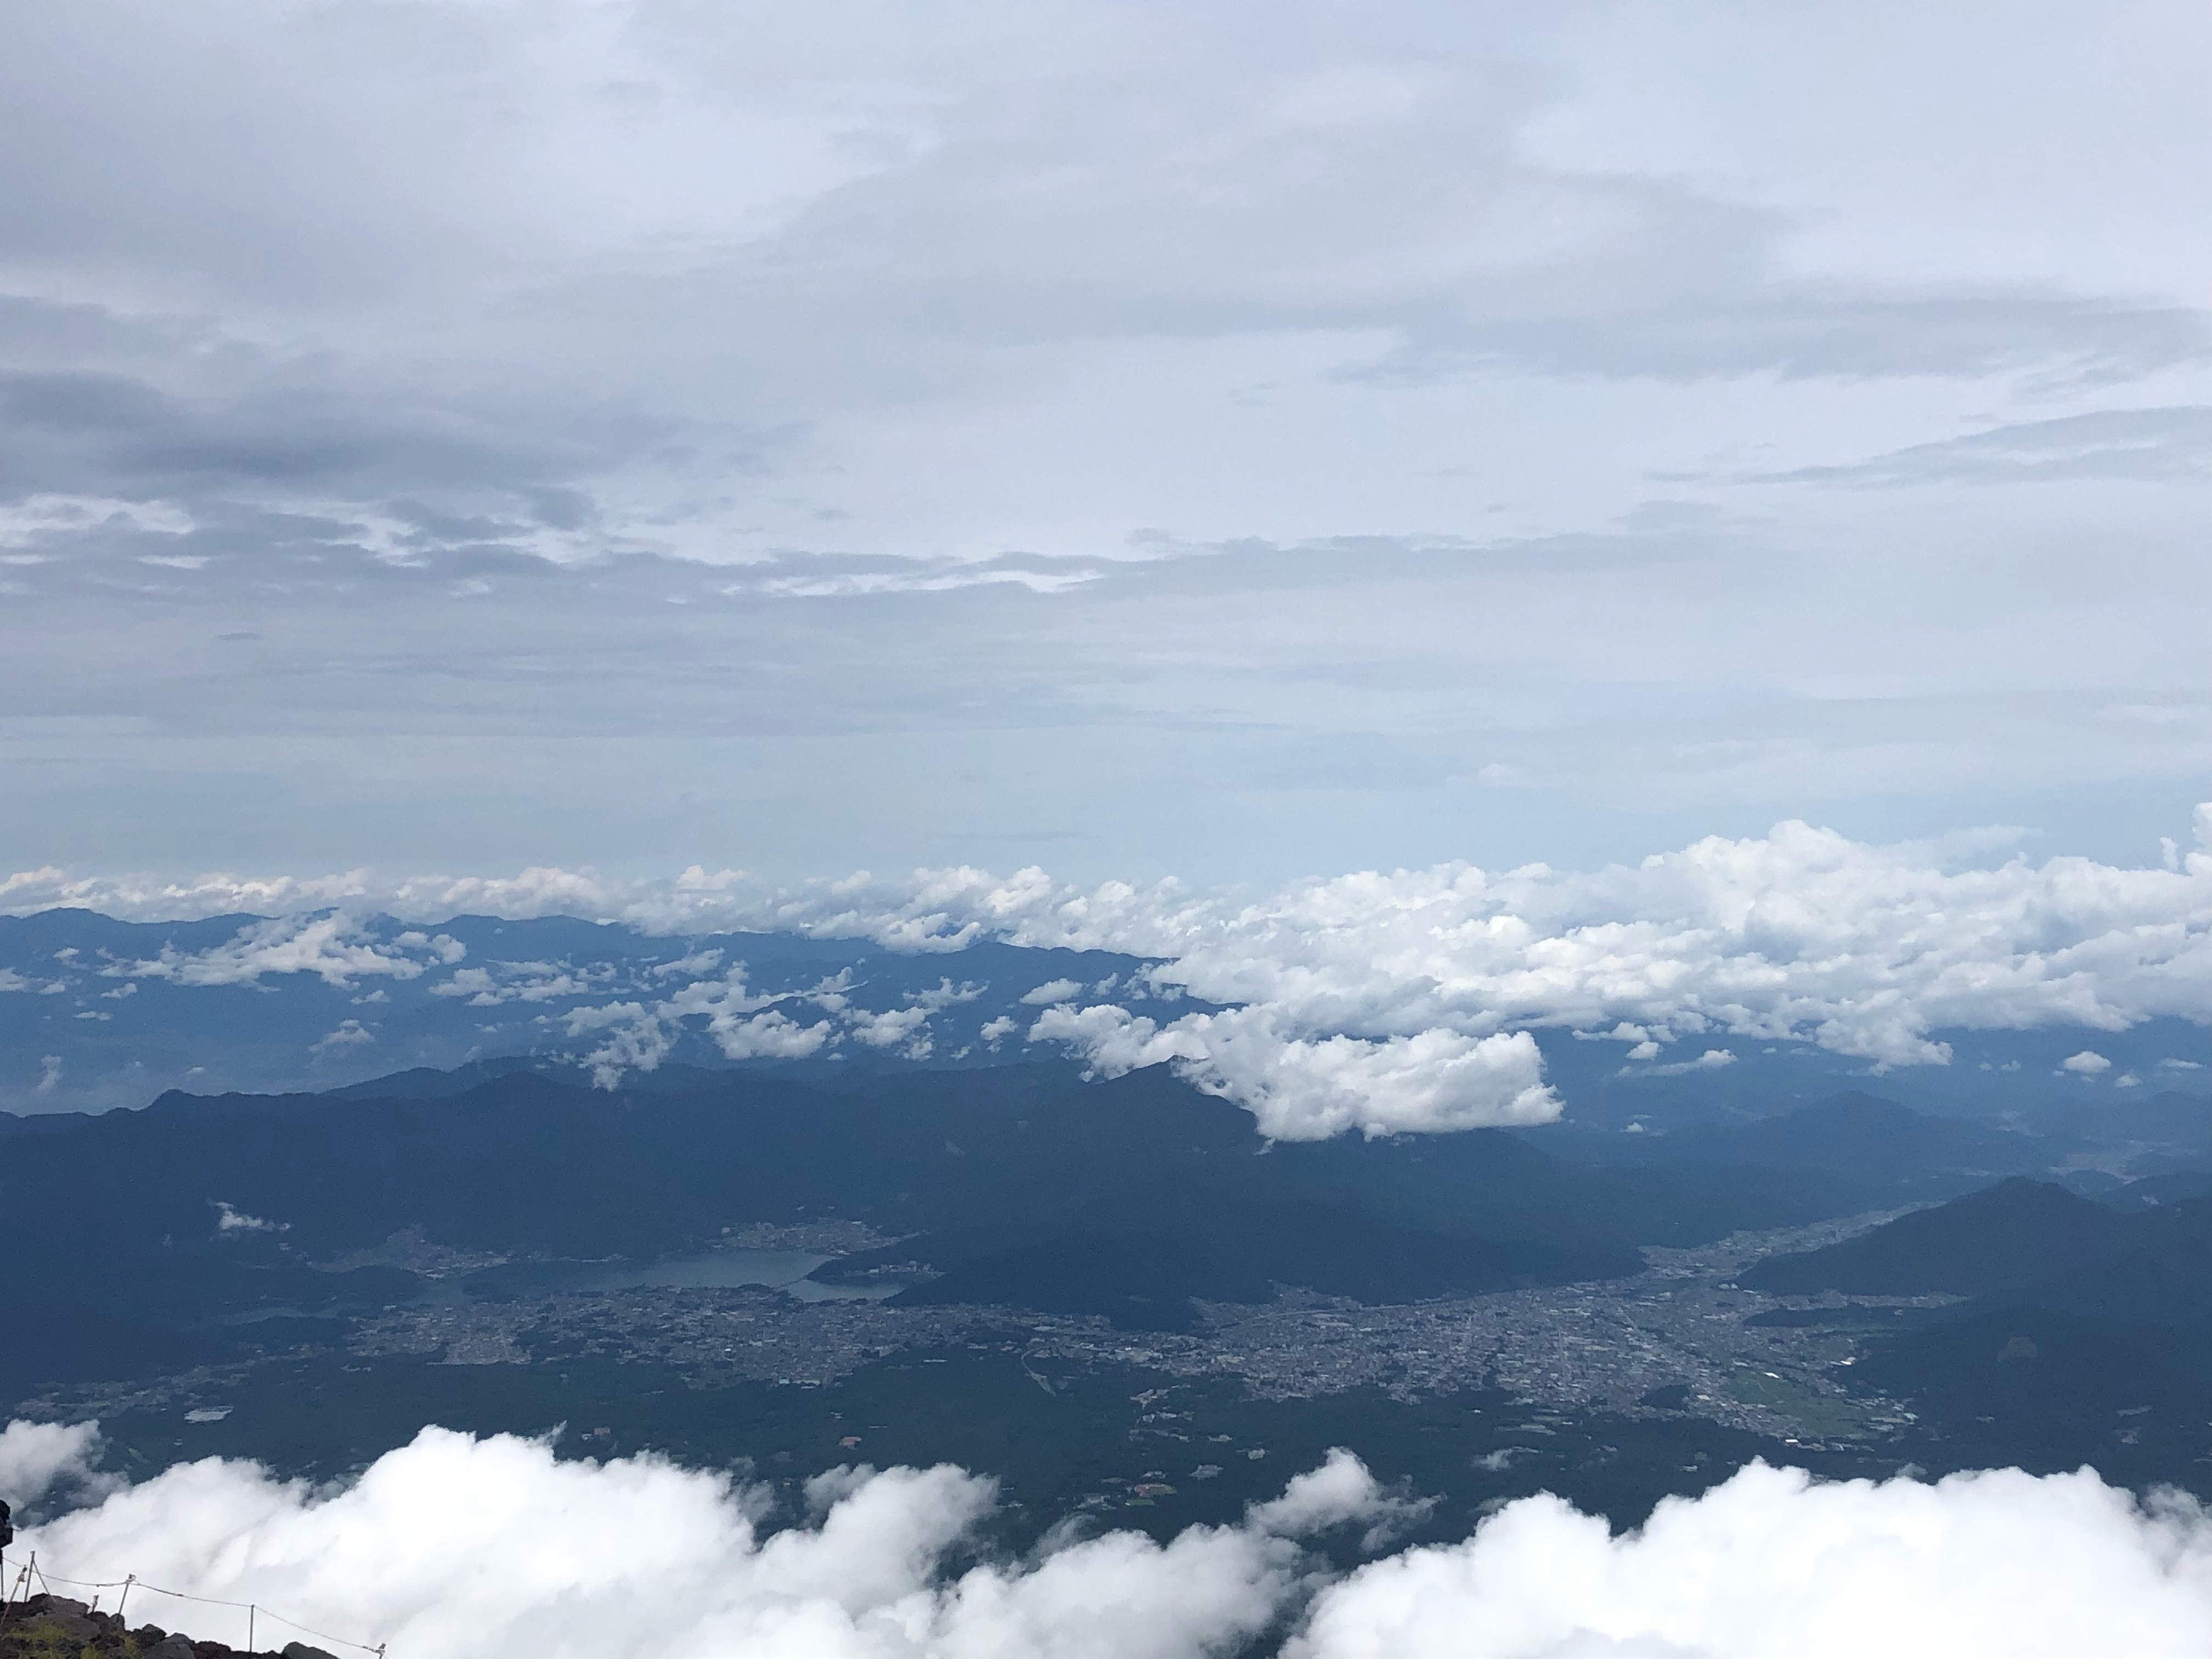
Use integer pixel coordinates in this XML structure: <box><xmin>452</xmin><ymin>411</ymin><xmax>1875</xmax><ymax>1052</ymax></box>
<box><xmin>2</xmin><ymin>0</ymin><xmax>2205</xmax><ymax>885</ymax></box>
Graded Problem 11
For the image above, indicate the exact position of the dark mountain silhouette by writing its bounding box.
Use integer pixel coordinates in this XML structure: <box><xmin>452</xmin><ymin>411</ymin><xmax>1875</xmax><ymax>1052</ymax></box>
<box><xmin>2014</xmin><ymin>1089</ymin><xmax>2211</xmax><ymax>1147</ymax></box>
<box><xmin>1966</xmin><ymin>1197</ymin><xmax>2212</xmax><ymax>1330</ymax></box>
<box><xmin>1740</xmin><ymin>1178</ymin><xmax>2147</xmax><ymax>1296</ymax></box>
<box><xmin>2</xmin><ymin>1062</ymin><xmax>1889</xmax><ymax>1375</ymax></box>
<box><xmin>2101</xmin><ymin>1169</ymin><xmax>2212</xmax><ymax>1210</ymax></box>
<box><xmin>1855</xmin><ymin>1305</ymin><xmax>2211</xmax><ymax>1432</ymax></box>
<box><xmin>1748</xmin><ymin>1180</ymin><xmax>2211</xmax><ymax>1466</ymax></box>
<box><xmin>1657</xmin><ymin>1092</ymin><xmax>2056</xmax><ymax>1175</ymax></box>
<box><xmin>1847</xmin><ymin>1195</ymin><xmax>2210</xmax><ymax>1471</ymax></box>
<box><xmin>1572</xmin><ymin>1091</ymin><xmax>2066</xmax><ymax>1194</ymax></box>
<box><xmin>887</xmin><ymin>1201</ymin><xmax>1639</xmax><ymax>1330</ymax></box>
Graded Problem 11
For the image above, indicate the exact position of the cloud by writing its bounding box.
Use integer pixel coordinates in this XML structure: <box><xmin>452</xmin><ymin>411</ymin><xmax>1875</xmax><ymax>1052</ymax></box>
<box><xmin>1248</xmin><ymin>1448</ymin><xmax>1435</xmax><ymax>1553</ymax></box>
<box><xmin>1020</xmin><ymin>978</ymin><xmax>1087</xmax><ymax>1005</ymax></box>
<box><xmin>907</xmin><ymin>978</ymin><xmax>987</xmax><ymax>1013</ymax></box>
<box><xmin>1350</xmin><ymin>293</ymin><xmax>2211</xmax><ymax>390</ymax></box>
<box><xmin>8</xmin><ymin>803</ymin><xmax>2212</xmax><ymax>1136</ymax></box>
<box><xmin>212</xmin><ymin>1200</ymin><xmax>287</xmax><ymax>1235</ymax></box>
<box><xmin>1751</xmin><ymin>407</ymin><xmax>2212</xmax><ymax>488</ymax></box>
<box><xmin>741</xmin><ymin>557</ymin><xmax>1109</xmax><ymax>600</ymax></box>
<box><xmin>15</xmin><ymin>1429</ymin><xmax>2211</xmax><ymax>1659</ymax></box>
<box><xmin>1</xmin><ymin>499</ymin><xmax>2205</xmax><ymax>901</ymax></box>
<box><xmin>561</xmin><ymin>966</ymin><xmax>851</xmax><ymax>1086</ymax></box>
<box><xmin>0</xmin><ymin>4</ymin><xmax>2205</xmax><ymax>909</ymax></box>
<box><xmin>115</xmin><ymin>913</ymin><xmax>459</xmax><ymax>989</ymax></box>
<box><xmin>1290</xmin><ymin>1462</ymin><xmax>2212</xmax><ymax>1659</ymax></box>
<box><xmin>1628</xmin><ymin>1047</ymin><xmax>1736</xmax><ymax>1079</ymax></box>
<box><xmin>1029</xmin><ymin>1005</ymin><xmax>1558</xmax><ymax>1141</ymax></box>
<box><xmin>844</xmin><ymin>1005</ymin><xmax>936</xmax><ymax>1057</ymax></box>
<box><xmin>15</xmin><ymin>1425</ymin><xmax>1320</xmax><ymax>1659</ymax></box>
<box><xmin>0</xmin><ymin>1420</ymin><xmax>119</xmax><ymax>1515</ymax></box>
<box><xmin>308</xmin><ymin>1018</ymin><xmax>375</xmax><ymax>1054</ymax></box>
<box><xmin>2061</xmin><ymin>1050</ymin><xmax>2113</xmax><ymax>1075</ymax></box>
<box><xmin>0</xmin><ymin>3</ymin><xmax>2199</xmax><ymax>591</ymax></box>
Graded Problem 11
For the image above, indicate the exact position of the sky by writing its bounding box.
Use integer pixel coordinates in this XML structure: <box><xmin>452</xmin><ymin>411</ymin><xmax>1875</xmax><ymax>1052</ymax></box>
<box><xmin>1</xmin><ymin>0</ymin><xmax>2207</xmax><ymax>886</ymax></box>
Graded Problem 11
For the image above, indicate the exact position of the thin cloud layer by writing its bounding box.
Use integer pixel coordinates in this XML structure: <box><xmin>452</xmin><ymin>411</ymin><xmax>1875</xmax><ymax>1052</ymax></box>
<box><xmin>1</xmin><ymin>3</ymin><xmax>2207</xmax><ymax>885</ymax></box>
<box><xmin>7</xmin><ymin>806</ymin><xmax>2209</xmax><ymax>1136</ymax></box>
<box><xmin>1753</xmin><ymin>407</ymin><xmax>2212</xmax><ymax>488</ymax></box>
<box><xmin>12</xmin><ymin>1426</ymin><xmax>2209</xmax><ymax>1659</ymax></box>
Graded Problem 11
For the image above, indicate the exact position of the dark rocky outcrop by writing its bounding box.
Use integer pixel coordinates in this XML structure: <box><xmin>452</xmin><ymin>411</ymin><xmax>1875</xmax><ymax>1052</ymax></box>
<box><xmin>0</xmin><ymin>1594</ymin><xmax>341</xmax><ymax>1659</ymax></box>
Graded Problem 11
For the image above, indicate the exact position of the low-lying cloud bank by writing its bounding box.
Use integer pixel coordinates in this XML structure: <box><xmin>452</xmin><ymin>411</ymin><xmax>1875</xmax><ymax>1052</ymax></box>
<box><xmin>7</xmin><ymin>1424</ymin><xmax>2208</xmax><ymax>1658</ymax></box>
<box><xmin>5</xmin><ymin>806</ymin><xmax>2209</xmax><ymax>1138</ymax></box>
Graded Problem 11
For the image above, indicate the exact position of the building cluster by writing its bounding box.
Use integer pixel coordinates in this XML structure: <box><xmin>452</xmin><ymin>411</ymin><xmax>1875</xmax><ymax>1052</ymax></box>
<box><xmin>341</xmin><ymin>1209</ymin><xmax>1923</xmax><ymax>1448</ymax></box>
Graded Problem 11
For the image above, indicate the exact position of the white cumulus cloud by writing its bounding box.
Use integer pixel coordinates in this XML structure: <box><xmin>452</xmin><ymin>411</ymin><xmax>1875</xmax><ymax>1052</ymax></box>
<box><xmin>1291</xmin><ymin>1462</ymin><xmax>2212</xmax><ymax>1659</ymax></box>
<box><xmin>8</xmin><ymin>804</ymin><xmax>2211</xmax><ymax>1137</ymax></box>
<box><xmin>1029</xmin><ymin>1005</ymin><xmax>1556</xmax><ymax>1140</ymax></box>
<box><xmin>0</xmin><ymin>1420</ymin><xmax>120</xmax><ymax>1515</ymax></box>
<box><xmin>13</xmin><ymin>1430</ymin><xmax>2210</xmax><ymax>1659</ymax></box>
<box><xmin>110</xmin><ymin>913</ymin><xmax>456</xmax><ymax>989</ymax></box>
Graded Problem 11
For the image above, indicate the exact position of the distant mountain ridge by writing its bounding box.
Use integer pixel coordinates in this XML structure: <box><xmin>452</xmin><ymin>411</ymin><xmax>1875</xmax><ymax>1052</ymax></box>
<box><xmin>1741</xmin><ymin>1178</ymin><xmax>2153</xmax><ymax>1297</ymax></box>
<box><xmin>2</xmin><ymin>1066</ymin><xmax>2007</xmax><ymax>1368</ymax></box>
<box><xmin>1566</xmin><ymin>1090</ymin><xmax>2075</xmax><ymax>1203</ymax></box>
<box><xmin>0</xmin><ymin>907</ymin><xmax>1163</xmax><ymax>1113</ymax></box>
<box><xmin>1740</xmin><ymin>1174</ymin><xmax>2212</xmax><ymax>1468</ymax></box>
<box><xmin>10</xmin><ymin>905</ymin><xmax>2211</xmax><ymax>1122</ymax></box>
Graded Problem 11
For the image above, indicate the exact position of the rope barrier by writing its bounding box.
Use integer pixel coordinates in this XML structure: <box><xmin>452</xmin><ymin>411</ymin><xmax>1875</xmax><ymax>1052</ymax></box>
<box><xmin>3</xmin><ymin>1551</ymin><xmax>386</xmax><ymax>1655</ymax></box>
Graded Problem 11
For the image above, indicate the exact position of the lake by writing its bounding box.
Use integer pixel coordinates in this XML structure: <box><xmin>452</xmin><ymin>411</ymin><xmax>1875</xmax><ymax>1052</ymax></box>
<box><xmin>457</xmin><ymin>1246</ymin><xmax>902</xmax><ymax>1303</ymax></box>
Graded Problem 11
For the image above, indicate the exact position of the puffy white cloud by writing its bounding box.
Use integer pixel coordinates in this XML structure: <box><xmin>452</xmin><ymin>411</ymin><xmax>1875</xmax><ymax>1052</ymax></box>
<box><xmin>106</xmin><ymin>913</ymin><xmax>457</xmax><ymax>989</ymax></box>
<box><xmin>1030</xmin><ymin>1005</ymin><xmax>1556</xmax><ymax>1141</ymax></box>
<box><xmin>844</xmin><ymin>1005</ymin><xmax>936</xmax><ymax>1057</ymax></box>
<box><xmin>14</xmin><ymin>1426</ymin><xmax>1329</xmax><ymax>1659</ymax></box>
<box><xmin>713</xmin><ymin>1011</ymin><xmax>837</xmax><ymax>1062</ymax></box>
<box><xmin>561</xmin><ymin>966</ymin><xmax>846</xmax><ymax>1085</ymax></box>
<box><xmin>8</xmin><ymin>804</ymin><xmax>2211</xmax><ymax>1136</ymax></box>
<box><xmin>562</xmin><ymin>1000</ymin><xmax>677</xmax><ymax>1087</ymax></box>
<box><xmin>0</xmin><ymin>1420</ymin><xmax>117</xmax><ymax>1514</ymax></box>
<box><xmin>1248</xmin><ymin>1448</ymin><xmax>1435</xmax><ymax>1553</ymax></box>
<box><xmin>2061</xmin><ymin>1049</ymin><xmax>2114</xmax><ymax>1075</ymax></box>
<box><xmin>1291</xmin><ymin>1463</ymin><xmax>2212</xmax><ymax>1659</ymax></box>
<box><xmin>907</xmin><ymin>978</ymin><xmax>988</xmax><ymax>1013</ymax></box>
<box><xmin>14</xmin><ymin>1430</ymin><xmax>2210</xmax><ymax>1659</ymax></box>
